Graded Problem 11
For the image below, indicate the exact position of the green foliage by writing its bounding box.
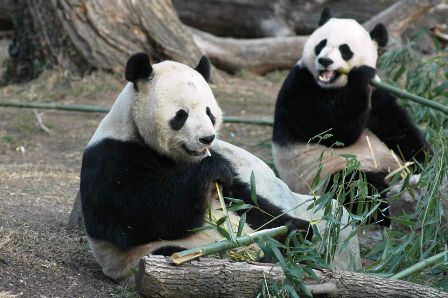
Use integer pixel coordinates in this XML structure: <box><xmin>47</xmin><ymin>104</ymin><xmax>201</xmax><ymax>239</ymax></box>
<box><xmin>369</xmin><ymin>43</ymin><xmax>448</xmax><ymax>288</ymax></box>
<box><xmin>257</xmin><ymin>233</ymin><xmax>329</xmax><ymax>297</ymax></box>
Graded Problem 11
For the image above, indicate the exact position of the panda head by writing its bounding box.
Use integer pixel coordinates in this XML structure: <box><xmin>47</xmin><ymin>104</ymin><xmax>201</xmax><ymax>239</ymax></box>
<box><xmin>301</xmin><ymin>7</ymin><xmax>388</xmax><ymax>89</ymax></box>
<box><xmin>126</xmin><ymin>53</ymin><xmax>222</xmax><ymax>162</ymax></box>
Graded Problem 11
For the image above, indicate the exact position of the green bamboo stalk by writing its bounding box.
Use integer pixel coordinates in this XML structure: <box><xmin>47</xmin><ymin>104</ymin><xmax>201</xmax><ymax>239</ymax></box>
<box><xmin>389</xmin><ymin>250</ymin><xmax>447</xmax><ymax>280</ymax></box>
<box><xmin>0</xmin><ymin>100</ymin><xmax>274</xmax><ymax>126</ymax></box>
<box><xmin>370</xmin><ymin>79</ymin><xmax>448</xmax><ymax>114</ymax></box>
<box><xmin>337</xmin><ymin>68</ymin><xmax>448</xmax><ymax>114</ymax></box>
<box><xmin>171</xmin><ymin>225</ymin><xmax>288</xmax><ymax>265</ymax></box>
<box><xmin>0</xmin><ymin>100</ymin><xmax>110</xmax><ymax>113</ymax></box>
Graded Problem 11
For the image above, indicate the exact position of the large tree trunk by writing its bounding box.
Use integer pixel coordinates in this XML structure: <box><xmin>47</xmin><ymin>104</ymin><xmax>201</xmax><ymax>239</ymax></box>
<box><xmin>6</xmin><ymin>0</ymin><xmax>204</xmax><ymax>83</ymax></box>
<box><xmin>136</xmin><ymin>255</ymin><xmax>448</xmax><ymax>298</ymax></box>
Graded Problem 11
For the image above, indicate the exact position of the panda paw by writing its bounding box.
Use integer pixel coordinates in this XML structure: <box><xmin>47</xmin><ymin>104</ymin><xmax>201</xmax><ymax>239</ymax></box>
<box><xmin>348</xmin><ymin>65</ymin><xmax>376</xmax><ymax>85</ymax></box>
<box><xmin>285</xmin><ymin>219</ymin><xmax>313</xmax><ymax>241</ymax></box>
<box><xmin>201</xmin><ymin>157</ymin><xmax>234</xmax><ymax>189</ymax></box>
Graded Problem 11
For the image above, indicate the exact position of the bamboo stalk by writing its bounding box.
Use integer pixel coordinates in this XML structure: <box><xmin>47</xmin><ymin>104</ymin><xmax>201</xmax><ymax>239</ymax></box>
<box><xmin>0</xmin><ymin>100</ymin><xmax>274</xmax><ymax>126</ymax></box>
<box><xmin>170</xmin><ymin>225</ymin><xmax>288</xmax><ymax>265</ymax></box>
<box><xmin>390</xmin><ymin>250</ymin><xmax>447</xmax><ymax>280</ymax></box>
<box><xmin>337</xmin><ymin>69</ymin><xmax>448</xmax><ymax>114</ymax></box>
<box><xmin>370</xmin><ymin>79</ymin><xmax>448</xmax><ymax>114</ymax></box>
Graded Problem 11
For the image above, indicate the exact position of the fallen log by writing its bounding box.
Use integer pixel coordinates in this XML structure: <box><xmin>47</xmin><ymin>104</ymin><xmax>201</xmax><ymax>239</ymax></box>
<box><xmin>135</xmin><ymin>255</ymin><xmax>448</xmax><ymax>298</ymax></box>
<box><xmin>191</xmin><ymin>0</ymin><xmax>440</xmax><ymax>75</ymax></box>
<box><xmin>192</xmin><ymin>28</ymin><xmax>307</xmax><ymax>75</ymax></box>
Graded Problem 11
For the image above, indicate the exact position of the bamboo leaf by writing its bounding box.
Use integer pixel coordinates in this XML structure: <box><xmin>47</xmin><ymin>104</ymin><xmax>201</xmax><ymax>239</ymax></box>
<box><xmin>250</xmin><ymin>171</ymin><xmax>257</xmax><ymax>204</ymax></box>
<box><xmin>237</xmin><ymin>212</ymin><xmax>246</xmax><ymax>237</ymax></box>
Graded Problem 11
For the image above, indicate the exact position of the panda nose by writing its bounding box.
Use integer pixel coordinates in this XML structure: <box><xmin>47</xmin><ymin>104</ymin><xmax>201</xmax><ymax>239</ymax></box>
<box><xmin>318</xmin><ymin>58</ymin><xmax>333</xmax><ymax>67</ymax></box>
<box><xmin>199</xmin><ymin>135</ymin><xmax>215</xmax><ymax>145</ymax></box>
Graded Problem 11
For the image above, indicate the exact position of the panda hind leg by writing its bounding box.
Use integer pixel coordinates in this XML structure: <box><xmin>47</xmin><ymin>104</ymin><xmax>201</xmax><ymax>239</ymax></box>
<box><xmin>325</xmin><ymin>170</ymin><xmax>391</xmax><ymax>227</ymax></box>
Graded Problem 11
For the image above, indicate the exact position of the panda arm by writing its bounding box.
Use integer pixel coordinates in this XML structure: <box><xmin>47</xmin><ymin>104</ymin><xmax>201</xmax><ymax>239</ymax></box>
<box><xmin>225</xmin><ymin>179</ymin><xmax>313</xmax><ymax>240</ymax></box>
<box><xmin>81</xmin><ymin>139</ymin><xmax>224</xmax><ymax>249</ymax></box>
<box><xmin>368</xmin><ymin>88</ymin><xmax>429</xmax><ymax>163</ymax></box>
<box><xmin>274</xmin><ymin>65</ymin><xmax>374</xmax><ymax>147</ymax></box>
<box><xmin>208</xmin><ymin>150</ymin><xmax>313</xmax><ymax>240</ymax></box>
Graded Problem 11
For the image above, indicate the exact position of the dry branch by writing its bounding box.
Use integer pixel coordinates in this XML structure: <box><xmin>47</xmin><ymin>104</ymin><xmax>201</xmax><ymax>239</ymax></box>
<box><xmin>136</xmin><ymin>255</ymin><xmax>448</xmax><ymax>298</ymax></box>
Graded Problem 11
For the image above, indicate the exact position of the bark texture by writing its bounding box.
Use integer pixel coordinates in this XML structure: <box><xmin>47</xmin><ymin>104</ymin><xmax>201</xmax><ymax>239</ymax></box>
<box><xmin>189</xmin><ymin>0</ymin><xmax>440</xmax><ymax>74</ymax></box>
<box><xmin>136</xmin><ymin>255</ymin><xmax>448</xmax><ymax>298</ymax></box>
<box><xmin>7</xmin><ymin>0</ymin><xmax>204</xmax><ymax>82</ymax></box>
<box><xmin>363</xmin><ymin>0</ymin><xmax>440</xmax><ymax>46</ymax></box>
<box><xmin>173</xmin><ymin>0</ymin><xmax>396</xmax><ymax>37</ymax></box>
<box><xmin>192</xmin><ymin>28</ymin><xmax>307</xmax><ymax>74</ymax></box>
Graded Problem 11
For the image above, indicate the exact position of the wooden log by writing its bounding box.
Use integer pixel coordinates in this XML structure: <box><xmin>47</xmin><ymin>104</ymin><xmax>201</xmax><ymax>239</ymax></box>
<box><xmin>173</xmin><ymin>0</ymin><xmax>294</xmax><ymax>38</ymax></box>
<box><xmin>363</xmin><ymin>0</ymin><xmax>440</xmax><ymax>47</ymax></box>
<box><xmin>135</xmin><ymin>255</ymin><xmax>448</xmax><ymax>298</ymax></box>
<box><xmin>191</xmin><ymin>28</ymin><xmax>307</xmax><ymax>75</ymax></box>
<box><xmin>190</xmin><ymin>0</ymin><xmax>439</xmax><ymax>75</ymax></box>
<box><xmin>173</xmin><ymin>0</ymin><xmax>395</xmax><ymax>37</ymax></box>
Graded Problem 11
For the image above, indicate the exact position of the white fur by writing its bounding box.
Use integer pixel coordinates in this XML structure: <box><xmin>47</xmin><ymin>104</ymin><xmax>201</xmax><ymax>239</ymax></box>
<box><xmin>89</xmin><ymin>83</ymin><xmax>137</xmax><ymax>146</ymax></box>
<box><xmin>88</xmin><ymin>60</ymin><xmax>222</xmax><ymax>162</ymax></box>
<box><xmin>301</xmin><ymin>18</ymin><xmax>379</xmax><ymax>88</ymax></box>
<box><xmin>134</xmin><ymin>61</ymin><xmax>222</xmax><ymax>161</ymax></box>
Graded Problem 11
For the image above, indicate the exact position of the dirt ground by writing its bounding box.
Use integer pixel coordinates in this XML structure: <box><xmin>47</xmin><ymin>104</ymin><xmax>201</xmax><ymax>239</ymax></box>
<box><xmin>0</xmin><ymin>41</ymin><xmax>285</xmax><ymax>297</ymax></box>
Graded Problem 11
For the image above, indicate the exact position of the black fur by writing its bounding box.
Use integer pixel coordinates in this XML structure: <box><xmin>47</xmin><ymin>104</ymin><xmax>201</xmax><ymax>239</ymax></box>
<box><xmin>195</xmin><ymin>56</ymin><xmax>211</xmax><ymax>82</ymax></box>
<box><xmin>125</xmin><ymin>53</ymin><xmax>153</xmax><ymax>85</ymax></box>
<box><xmin>339</xmin><ymin>44</ymin><xmax>353</xmax><ymax>61</ymax></box>
<box><xmin>368</xmin><ymin>88</ymin><xmax>429</xmax><ymax>163</ymax></box>
<box><xmin>273</xmin><ymin>64</ymin><xmax>376</xmax><ymax>147</ymax></box>
<box><xmin>370</xmin><ymin>24</ymin><xmax>388</xmax><ymax>47</ymax></box>
<box><xmin>224</xmin><ymin>180</ymin><xmax>313</xmax><ymax>241</ymax></box>
<box><xmin>152</xmin><ymin>245</ymin><xmax>186</xmax><ymax>256</ymax></box>
<box><xmin>314</xmin><ymin>39</ymin><xmax>327</xmax><ymax>56</ymax></box>
<box><xmin>325</xmin><ymin>170</ymin><xmax>391</xmax><ymax>226</ymax></box>
<box><xmin>81</xmin><ymin>138</ymin><xmax>312</xmax><ymax>250</ymax></box>
<box><xmin>206</xmin><ymin>107</ymin><xmax>216</xmax><ymax>126</ymax></box>
<box><xmin>318</xmin><ymin>7</ymin><xmax>332</xmax><ymax>26</ymax></box>
<box><xmin>169</xmin><ymin>109</ymin><xmax>189</xmax><ymax>130</ymax></box>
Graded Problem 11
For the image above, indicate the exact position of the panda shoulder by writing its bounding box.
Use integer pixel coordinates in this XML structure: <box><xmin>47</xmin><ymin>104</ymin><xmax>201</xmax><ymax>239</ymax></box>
<box><xmin>282</xmin><ymin>60</ymin><xmax>314</xmax><ymax>87</ymax></box>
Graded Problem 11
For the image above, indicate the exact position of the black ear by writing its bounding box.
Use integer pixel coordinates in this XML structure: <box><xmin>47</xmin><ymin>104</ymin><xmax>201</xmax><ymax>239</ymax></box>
<box><xmin>195</xmin><ymin>56</ymin><xmax>211</xmax><ymax>82</ymax></box>
<box><xmin>125</xmin><ymin>53</ymin><xmax>153</xmax><ymax>83</ymax></box>
<box><xmin>318</xmin><ymin>7</ymin><xmax>332</xmax><ymax>26</ymax></box>
<box><xmin>370</xmin><ymin>24</ymin><xmax>388</xmax><ymax>47</ymax></box>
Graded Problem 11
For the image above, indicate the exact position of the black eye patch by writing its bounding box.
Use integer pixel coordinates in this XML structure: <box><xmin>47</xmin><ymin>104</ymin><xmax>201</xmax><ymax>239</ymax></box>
<box><xmin>169</xmin><ymin>109</ymin><xmax>188</xmax><ymax>130</ymax></box>
<box><xmin>206</xmin><ymin>107</ymin><xmax>216</xmax><ymax>126</ymax></box>
<box><xmin>314</xmin><ymin>39</ymin><xmax>327</xmax><ymax>56</ymax></box>
<box><xmin>339</xmin><ymin>44</ymin><xmax>353</xmax><ymax>61</ymax></box>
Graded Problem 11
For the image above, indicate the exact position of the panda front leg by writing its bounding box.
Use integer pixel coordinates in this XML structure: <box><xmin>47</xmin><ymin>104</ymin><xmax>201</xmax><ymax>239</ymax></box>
<box><xmin>206</xmin><ymin>152</ymin><xmax>313</xmax><ymax>241</ymax></box>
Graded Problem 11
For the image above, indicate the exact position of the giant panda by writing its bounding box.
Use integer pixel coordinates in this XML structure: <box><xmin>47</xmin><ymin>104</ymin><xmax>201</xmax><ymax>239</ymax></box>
<box><xmin>272</xmin><ymin>8</ymin><xmax>429</xmax><ymax>226</ymax></box>
<box><xmin>80</xmin><ymin>53</ymin><xmax>361</xmax><ymax>284</ymax></box>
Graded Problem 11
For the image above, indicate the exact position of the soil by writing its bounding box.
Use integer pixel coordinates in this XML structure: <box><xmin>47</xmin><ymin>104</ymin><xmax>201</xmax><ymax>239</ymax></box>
<box><xmin>0</xmin><ymin>43</ymin><xmax>286</xmax><ymax>297</ymax></box>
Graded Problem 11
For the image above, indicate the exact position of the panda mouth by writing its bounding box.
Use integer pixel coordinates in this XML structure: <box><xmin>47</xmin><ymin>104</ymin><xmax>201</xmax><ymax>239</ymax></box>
<box><xmin>318</xmin><ymin>70</ymin><xmax>340</xmax><ymax>84</ymax></box>
<box><xmin>182</xmin><ymin>144</ymin><xmax>208</xmax><ymax>156</ymax></box>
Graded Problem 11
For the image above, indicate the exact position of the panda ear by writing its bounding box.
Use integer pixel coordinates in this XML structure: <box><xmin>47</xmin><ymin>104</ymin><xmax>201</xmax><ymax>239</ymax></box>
<box><xmin>195</xmin><ymin>56</ymin><xmax>211</xmax><ymax>82</ymax></box>
<box><xmin>318</xmin><ymin>7</ymin><xmax>332</xmax><ymax>27</ymax></box>
<box><xmin>125</xmin><ymin>52</ymin><xmax>153</xmax><ymax>83</ymax></box>
<box><xmin>370</xmin><ymin>24</ymin><xmax>388</xmax><ymax>47</ymax></box>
